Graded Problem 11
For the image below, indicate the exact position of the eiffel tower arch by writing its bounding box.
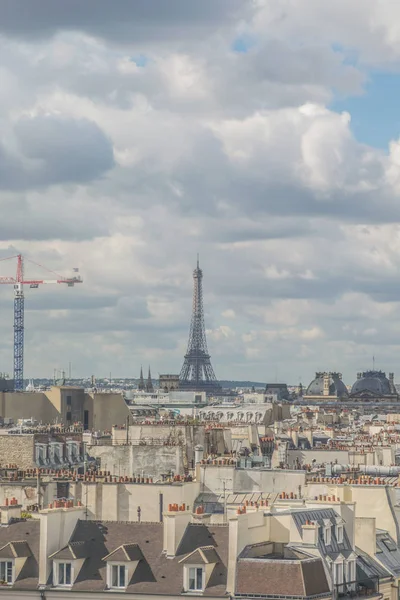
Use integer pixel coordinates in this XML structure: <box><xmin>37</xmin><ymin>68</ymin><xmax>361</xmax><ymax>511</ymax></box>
<box><xmin>179</xmin><ymin>259</ymin><xmax>221</xmax><ymax>393</ymax></box>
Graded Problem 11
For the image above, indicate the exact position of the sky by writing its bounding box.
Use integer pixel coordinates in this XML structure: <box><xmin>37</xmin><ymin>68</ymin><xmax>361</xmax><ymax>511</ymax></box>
<box><xmin>2</xmin><ymin>1</ymin><xmax>400</xmax><ymax>386</ymax></box>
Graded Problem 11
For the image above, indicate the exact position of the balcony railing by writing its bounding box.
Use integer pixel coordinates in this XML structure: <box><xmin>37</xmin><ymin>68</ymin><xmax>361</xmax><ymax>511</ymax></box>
<box><xmin>334</xmin><ymin>575</ymin><xmax>381</xmax><ymax>600</ymax></box>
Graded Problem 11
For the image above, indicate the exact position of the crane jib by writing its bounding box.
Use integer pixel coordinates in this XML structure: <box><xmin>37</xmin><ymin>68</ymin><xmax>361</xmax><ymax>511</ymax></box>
<box><xmin>0</xmin><ymin>254</ymin><xmax>82</xmax><ymax>391</ymax></box>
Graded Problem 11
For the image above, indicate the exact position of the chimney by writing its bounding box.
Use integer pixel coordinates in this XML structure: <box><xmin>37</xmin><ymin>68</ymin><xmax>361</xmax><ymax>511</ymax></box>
<box><xmin>163</xmin><ymin>505</ymin><xmax>191</xmax><ymax>557</ymax></box>
<box><xmin>39</xmin><ymin>502</ymin><xmax>86</xmax><ymax>585</ymax></box>
<box><xmin>0</xmin><ymin>498</ymin><xmax>21</xmax><ymax>524</ymax></box>
<box><xmin>302</xmin><ymin>521</ymin><xmax>319</xmax><ymax>545</ymax></box>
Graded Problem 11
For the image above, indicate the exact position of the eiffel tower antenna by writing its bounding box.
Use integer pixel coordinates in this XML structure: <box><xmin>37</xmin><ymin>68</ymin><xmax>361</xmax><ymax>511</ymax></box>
<box><xmin>179</xmin><ymin>259</ymin><xmax>221</xmax><ymax>393</ymax></box>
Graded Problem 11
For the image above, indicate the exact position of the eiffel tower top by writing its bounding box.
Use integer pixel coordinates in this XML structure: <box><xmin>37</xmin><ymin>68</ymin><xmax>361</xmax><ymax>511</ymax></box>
<box><xmin>179</xmin><ymin>258</ymin><xmax>221</xmax><ymax>393</ymax></box>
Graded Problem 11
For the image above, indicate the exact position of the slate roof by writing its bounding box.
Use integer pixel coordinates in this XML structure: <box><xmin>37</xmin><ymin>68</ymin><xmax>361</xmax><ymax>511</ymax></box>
<box><xmin>0</xmin><ymin>541</ymin><xmax>32</xmax><ymax>558</ymax></box>
<box><xmin>67</xmin><ymin>520</ymin><xmax>229</xmax><ymax>595</ymax></box>
<box><xmin>356</xmin><ymin>547</ymin><xmax>391</xmax><ymax>581</ymax></box>
<box><xmin>375</xmin><ymin>532</ymin><xmax>400</xmax><ymax>576</ymax></box>
<box><xmin>0</xmin><ymin>520</ymin><xmax>40</xmax><ymax>590</ymax></box>
<box><xmin>288</xmin><ymin>507</ymin><xmax>397</xmax><ymax>594</ymax></box>
<box><xmin>236</xmin><ymin>557</ymin><xmax>330</xmax><ymax>597</ymax></box>
<box><xmin>49</xmin><ymin>540</ymin><xmax>89</xmax><ymax>560</ymax></box>
<box><xmin>291</xmin><ymin>508</ymin><xmax>352</xmax><ymax>558</ymax></box>
<box><xmin>104</xmin><ymin>543</ymin><xmax>144</xmax><ymax>562</ymax></box>
<box><xmin>179</xmin><ymin>546</ymin><xmax>220</xmax><ymax>565</ymax></box>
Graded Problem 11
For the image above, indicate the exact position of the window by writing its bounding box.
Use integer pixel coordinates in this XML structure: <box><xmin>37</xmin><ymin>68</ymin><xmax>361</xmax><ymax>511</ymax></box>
<box><xmin>334</xmin><ymin>562</ymin><xmax>343</xmax><ymax>593</ymax></box>
<box><xmin>187</xmin><ymin>566</ymin><xmax>204</xmax><ymax>592</ymax></box>
<box><xmin>57</xmin><ymin>562</ymin><xmax>72</xmax><ymax>586</ymax></box>
<box><xmin>66</xmin><ymin>411</ymin><xmax>72</xmax><ymax>423</ymax></box>
<box><xmin>66</xmin><ymin>395</ymin><xmax>72</xmax><ymax>406</ymax></box>
<box><xmin>111</xmin><ymin>564</ymin><xmax>126</xmax><ymax>589</ymax></box>
<box><xmin>324</xmin><ymin>524</ymin><xmax>332</xmax><ymax>546</ymax></box>
<box><xmin>336</xmin><ymin>525</ymin><xmax>344</xmax><ymax>544</ymax></box>
<box><xmin>346</xmin><ymin>560</ymin><xmax>356</xmax><ymax>591</ymax></box>
<box><xmin>0</xmin><ymin>561</ymin><xmax>13</xmax><ymax>584</ymax></box>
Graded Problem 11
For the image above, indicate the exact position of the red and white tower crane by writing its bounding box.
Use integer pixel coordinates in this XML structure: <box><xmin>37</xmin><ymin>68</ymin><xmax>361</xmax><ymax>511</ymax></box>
<box><xmin>0</xmin><ymin>254</ymin><xmax>82</xmax><ymax>391</ymax></box>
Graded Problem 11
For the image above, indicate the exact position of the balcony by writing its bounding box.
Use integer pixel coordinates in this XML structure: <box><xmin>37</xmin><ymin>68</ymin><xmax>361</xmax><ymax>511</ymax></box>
<box><xmin>334</xmin><ymin>576</ymin><xmax>381</xmax><ymax>600</ymax></box>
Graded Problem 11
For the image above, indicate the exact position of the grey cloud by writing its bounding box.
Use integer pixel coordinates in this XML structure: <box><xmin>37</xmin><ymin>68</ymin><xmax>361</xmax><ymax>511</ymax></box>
<box><xmin>0</xmin><ymin>195</ymin><xmax>110</xmax><ymax>241</ymax></box>
<box><xmin>1</xmin><ymin>1</ymin><xmax>400</xmax><ymax>383</ymax></box>
<box><xmin>0</xmin><ymin>116</ymin><xmax>114</xmax><ymax>191</ymax></box>
<box><xmin>12</xmin><ymin>115</ymin><xmax>114</xmax><ymax>188</ymax></box>
<box><xmin>0</xmin><ymin>0</ymin><xmax>249</xmax><ymax>42</ymax></box>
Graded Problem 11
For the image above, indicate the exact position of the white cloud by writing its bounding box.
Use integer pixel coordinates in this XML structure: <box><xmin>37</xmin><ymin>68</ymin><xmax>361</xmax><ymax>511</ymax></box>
<box><xmin>1</xmin><ymin>1</ymin><xmax>400</xmax><ymax>385</ymax></box>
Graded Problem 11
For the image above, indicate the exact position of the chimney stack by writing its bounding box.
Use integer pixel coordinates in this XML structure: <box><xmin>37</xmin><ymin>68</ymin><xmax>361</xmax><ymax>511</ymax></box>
<box><xmin>0</xmin><ymin>498</ymin><xmax>21</xmax><ymax>524</ymax></box>
<box><xmin>163</xmin><ymin>505</ymin><xmax>191</xmax><ymax>558</ymax></box>
<box><xmin>39</xmin><ymin>502</ymin><xmax>86</xmax><ymax>585</ymax></box>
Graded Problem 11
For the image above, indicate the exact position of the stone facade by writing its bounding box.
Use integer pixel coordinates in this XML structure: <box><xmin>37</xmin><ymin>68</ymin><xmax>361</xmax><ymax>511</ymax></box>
<box><xmin>0</xmin><ymin>434</ymin><xmax>35</xmax><ymax>469</ymax></box>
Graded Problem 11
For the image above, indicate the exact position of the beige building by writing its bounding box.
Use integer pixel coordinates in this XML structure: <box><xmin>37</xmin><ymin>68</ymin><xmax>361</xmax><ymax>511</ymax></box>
<box><xmin>0</xmin><ymin>491</ymin><xmax>392</xmax><ymax>599</ymax></box>
<box><xmin>0</xmin><ymin>386</ymin><xmax>131</xmax><ymax>430</ymax></box>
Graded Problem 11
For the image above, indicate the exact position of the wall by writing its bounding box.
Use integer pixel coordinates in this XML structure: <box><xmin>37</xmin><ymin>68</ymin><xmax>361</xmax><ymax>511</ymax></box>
<box><xmin>85</xmin><ymin>392</ymin><xmax>130</xmax><ymax>431</ymax></box>
<box><xmin>307</xmin><ymin>482</ymin><xmax>398</xmax><ymax>542</ymax></box>
<box><xmin>70</xmin><ymin>480</ymin><xmax>200</xmax><ymax>522</ymax></box>
<box><xmin>233</xmin><ymin>468</ymin><xmax>306</xmax><ymax>495</ymax></box>
<box><xmin>355</xmin><ymin>517</ymin><xmax>376</xmax><ymax>556</ymax></box>
<box><xmin>198</xmin><ymin>465</ymin><xmax>307</xmax><ymax>496</ymax></box>
<box><xmin>0</xmin><ymin>391</ymin><xmax>59</xmax><ymax>423</ymax></box>
<box><xmin>0</xmin><ymin>480</ymin><xmax>59</xmax><ymax>509</ymax></box>
<box><xmin>286</xmin><ymin>449</ymin><xmax>349</xmax><ymax>467</ymax></box>
<box><xmin>0</xmin><ymin>388</ymin><xmax>133</xmax><ymax>431</ymax></box>
<box><xmin>0</xmin><ymin>434</ymin><xmax>34</xmax><ymax>469</ymax></box>
<box><xmin>88</xmin><ymin>444</ymin><xmax>184</xmax><ymax>479</ymax></box>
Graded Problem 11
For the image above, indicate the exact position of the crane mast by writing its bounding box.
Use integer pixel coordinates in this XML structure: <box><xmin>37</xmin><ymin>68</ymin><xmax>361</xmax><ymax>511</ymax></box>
<box><xmin>0</xmin><ymin>254</ymin><xmax>82</xmax><ymax>391</ymax></box>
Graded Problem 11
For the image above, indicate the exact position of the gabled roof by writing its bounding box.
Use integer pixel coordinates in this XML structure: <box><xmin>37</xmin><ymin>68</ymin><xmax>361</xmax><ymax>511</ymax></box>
<box><xmin>49</xmin><ymin>541</ymin><xmax>89</xmax><ymax>560</ymax></box>
<box><xmin>0</xmin><ymin>541</ymin><xmax>31</xmax><ymax>559</ymax></box>
<box><xmin>179</xmin><ymin>546</ymin><xmax>220</xmax><ymax>565</ymax></box>
<box><xmin>103</xmin><ymin>543</ymin><xmax>144</xmax><ymax>562</ymax></box>
<box><xmin>68</xmin><ymin>520</ymin><xmax>229</xmax><ymax>595</ymax></box>
<box><xmin>0</xmin><ymin>520</ymin><xmax>40</xmax><ymax>589</ymax></box>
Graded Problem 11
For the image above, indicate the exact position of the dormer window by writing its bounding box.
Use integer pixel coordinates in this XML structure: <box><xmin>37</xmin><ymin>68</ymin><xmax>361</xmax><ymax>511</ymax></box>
<box><xmin>53</xmin><ymin>561</ymin><xmax>72</xmax><ymax>587</ymax></box>
<box><xmin>108</xmin><ymin>563</ymin><xmax>126</xmax><ymax>589</ymax></box>
<box><xmin>180</xmin><ymin>546</ymin><xmax>220</xmax><ymax>594</ymax></box>
<box><xmin>186</xmin><ymin>566</ymin><xmax>205</xmax><ymax>592</ymax></box>
<box><xmin>336</xmin><ymin>524</ymin><xmax>344</xmax><ymax>544</ymax></box>
<box><xmin>323</xmin><ymin>523</ymin><xmax>332</xmax><ymax>546</ymax></box>
<box><xmin>0</xmin><ymin>560</ymin><xmax>13</xmax><ymax>584</ymax></box>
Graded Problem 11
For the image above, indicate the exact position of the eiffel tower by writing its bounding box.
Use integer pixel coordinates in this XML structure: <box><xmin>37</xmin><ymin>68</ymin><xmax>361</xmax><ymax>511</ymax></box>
<box><xmin>179</xmin><ymin>258</ymin><xmax>221</xmax><ymax>393</ymax></box>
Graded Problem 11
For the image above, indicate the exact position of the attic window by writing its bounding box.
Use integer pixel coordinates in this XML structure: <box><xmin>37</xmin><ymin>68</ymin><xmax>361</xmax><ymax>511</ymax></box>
<box><xmin>53</xmin><ymin>561</ymin><xmax>72</xmax><ymax>587</ymax></box>
<box><xmin>336</xmin><ymin>524</ymin><xmax>344</xmax><ymax>544</ymax></box>
<box><xmin>0</xmin><ymin>560</ymin><xmax>13</xmax><ymax>585</ymax></box>
<box><xmin>324</xmin><ymin>524</ymin><xmax>332</xmax><ymax>546</ymax></box>
<box><xmin>185</xmin><ymin>565</ymin><xmax>205</xmax><ymax>592</ymax></box>
<box><xmin>107</xmin><ymin>563</ymin><xmax>126</xmax><ymax>589</ymax></box>
<box><xmin>383</xmin><ymin>538</ymin><xmax>397</xmax><ymax>552</ymax></box>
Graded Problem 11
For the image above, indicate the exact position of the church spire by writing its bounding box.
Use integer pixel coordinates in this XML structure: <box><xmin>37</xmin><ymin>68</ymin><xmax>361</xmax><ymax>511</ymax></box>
<box><xmin>146</xmin><ymin>366</ymin><xmax>154</xmax><ymax>393</ymax></box>
<box><xmin>138</xmin><ymin>366</ymin><xmax>145</xmax><ymax>391</ymax></box>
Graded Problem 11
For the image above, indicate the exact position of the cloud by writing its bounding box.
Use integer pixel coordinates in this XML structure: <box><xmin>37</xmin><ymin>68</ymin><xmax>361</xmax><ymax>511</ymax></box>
<box><xmin>0</xmin><ymin>0</ymin><xmax>249</xmax><ymax>43</ymax></box>
<box><xmin>3</xmin><ymin>114</ymin><xmax>114</xmax><ymax>189</ymax></box>
<box><xmin>1</xmin><ymin>1</ymin><xmax>400</xmax><ymax>384</ymax></box>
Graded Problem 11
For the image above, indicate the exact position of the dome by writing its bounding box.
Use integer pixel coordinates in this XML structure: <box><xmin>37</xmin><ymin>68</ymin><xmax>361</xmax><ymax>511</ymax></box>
<box><xmin>306</xmin><ymin>372</ymin><xmax>348</xmax><ymax>398</ymax></box>
<box><xmin>351</xmin><ymin>371</ymin><xmax>393</xmax><ymax>396</ymax></box>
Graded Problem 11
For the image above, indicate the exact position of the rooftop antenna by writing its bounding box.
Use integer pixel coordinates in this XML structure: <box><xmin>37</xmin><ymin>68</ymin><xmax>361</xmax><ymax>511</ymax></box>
<box><xmin>373</xmin><ymin>355</ymin><xmax>375</xmax><ymax>370</ymax></box>
<box><xmin>197</xmin><ymin>253</ymin><xmax>199</xmax><ymax>269</ymax></box>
